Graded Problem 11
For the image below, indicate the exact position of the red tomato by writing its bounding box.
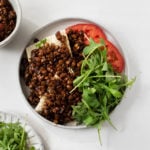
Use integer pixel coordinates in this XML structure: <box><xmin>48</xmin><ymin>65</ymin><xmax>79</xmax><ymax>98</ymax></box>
<box><xmin>66</xmin><ymin>23</ymin><xmax>107</xmax><ymax>44</ymax></box>
<box><xmin>106</xmin><ymin>40</ymin><xmax>125</xmax><ymax>73</ymax></box>
<box><xmin>66</xmin><ymin>23</ymin><xmax>125</xmax><ymax>73</ymax></box>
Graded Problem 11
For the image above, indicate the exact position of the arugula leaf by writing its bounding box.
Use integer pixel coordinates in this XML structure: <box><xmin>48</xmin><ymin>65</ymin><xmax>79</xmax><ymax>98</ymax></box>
<box><xmin>0</xmin><ymin>121</ymin><xmax>36</xmax><ymax>150</ymax></box>
<box><xmin>83</xmin><ymin>39</ymin><xmax>101</xmax><ymax>56</ymax></box>
<box><xmin>71</xmin><ymin>39</ymin><xmax>135</xmax><ymax>143</ymax></box>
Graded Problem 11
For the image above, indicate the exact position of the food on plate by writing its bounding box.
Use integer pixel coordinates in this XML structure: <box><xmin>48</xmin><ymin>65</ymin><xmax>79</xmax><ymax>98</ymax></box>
<box><xmin>0</xmin><ymin>121</ymin><xmax>35</xmax><ymax>150</ymax></box>
<box><xmin>105</xmin><ymin>40</ymin><xmax>124</xmax><ymax>73</ymax></box>
<box><xmin>21</xmin><ymin>23</ymin><xmax>134</xmax><ymax>127</ymax></box>
<box><xmin>0</xmin><ymin>0</ymin><xmax>16</xmax><ymax>42</ymax></box>
<box><xmin>66</xmin><ymin>23</ymin><xmax>124</xmax><ymax>73</ymax></box>
<box><xmin>66</xmin><ymin>23</ymin><xmax>107</xmax><ymax>44</ymax></box>
<box><xmin>23</xmin><ymin>30</ymin><xmax>85</xmax><ymax>124</ymax></box>
<box><xmin>71</xmin><ymin>39</ymin><xmax>134</xmax><ymax>130</ymax></box>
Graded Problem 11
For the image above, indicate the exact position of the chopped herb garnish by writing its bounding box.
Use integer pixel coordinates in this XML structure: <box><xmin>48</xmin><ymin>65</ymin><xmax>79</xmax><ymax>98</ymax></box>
<box><xmin>35</xmin><ymin>38</ymin><xmax>47</xmax><ymax>48</ymax></box>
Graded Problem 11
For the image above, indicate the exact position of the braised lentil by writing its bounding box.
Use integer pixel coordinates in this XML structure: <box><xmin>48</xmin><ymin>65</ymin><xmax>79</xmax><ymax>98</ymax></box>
<box><xmin>0</xmin><ymin>0</ymin><xmax>16</xmax><ymax>42</ymax></box>
<box><xmin>23</xmin><ymin>30</ymin><xmax>86</xmax><ymax>124</ymax></box>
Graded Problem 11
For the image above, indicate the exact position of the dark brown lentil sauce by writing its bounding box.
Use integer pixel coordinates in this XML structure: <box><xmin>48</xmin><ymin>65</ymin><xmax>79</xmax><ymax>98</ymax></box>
<box><xmin>0</xmin><ymin>0</ymin><xmax>16</xmax><ymax>42</ymax></box>
<box><xmin>23</xmin><ymin>30</ymin><xmax>86</xmax><ymax>124</ymax></box>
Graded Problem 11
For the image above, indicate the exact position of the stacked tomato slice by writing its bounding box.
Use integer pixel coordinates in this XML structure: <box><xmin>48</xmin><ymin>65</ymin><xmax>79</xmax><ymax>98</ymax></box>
<box><xmin>66</xmin><ymin>23</ymin><xmax>125</xmax><ymax>73</ymax></box>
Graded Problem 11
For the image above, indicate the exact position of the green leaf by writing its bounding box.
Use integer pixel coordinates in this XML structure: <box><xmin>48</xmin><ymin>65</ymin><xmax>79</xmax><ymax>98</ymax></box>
<box><xmin>30</xmin><ymin>146</ymin><xmax>36</xmax><ymax>150</ymax></box>
<box><xmin>0</xmin><ymin>121</ymin><xmax>35</xmax><ymax>150</ymax></box>
<box><xmin>99</xmin><ymin>38</ymin><xmax>105</xmax><ymax>45</ymax></box>
<box><xmin>73</xmin><ymin>75</ymin><xmax>85</xmax><ymax>85</ymax></box>
<box><xmin>120</xmin><ymin>77</ymin><xmax>136</xmax><ymax>87</ymax></box>
<box><xmin>71</xmin><ymin>37</ymin><xmax>135</xmax><ymax>144</ymax></box>
<box><xmin>102</xmin><ymin>62</ymin><xmax>108</xmax><ymax>71</ymax></box>
<box><xmin>82</xmin><ymin>89</ymin><xmax>100</xmax><ymax>108</ymax></box>
<box><xmin>35</xmin><ymin>38</ymin><xmax>47</xmax><ymax>48</ymax></box>
<box><xmin>83</xmin><ymin>39</ymin><xmax>101</xmax><ymax>56</ymax></box>
<box><xmin>108</xmin><ymin>88</ymin><xmax>122</xmax><ymax>98</ymax></box>
<box><xmin>83</xmin><ymin>116</ymin><xmax>95</xmax><ymax>126</ymax></box>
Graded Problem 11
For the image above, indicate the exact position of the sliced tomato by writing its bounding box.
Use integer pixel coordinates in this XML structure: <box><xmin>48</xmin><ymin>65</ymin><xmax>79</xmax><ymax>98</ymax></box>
<box><xmin>105</xmin><ymin>40</ymin><xmax>125</xmax><ymax>73</ymax></box>
<box><xmin>66</xmin><ymin>23</ymin><xmax>124</xmax><ymax>73</ymax></box>
<box><xmin>66</xmin><ymin>23</ymin><xmax>107</xmax><ymax>44</ymax></box>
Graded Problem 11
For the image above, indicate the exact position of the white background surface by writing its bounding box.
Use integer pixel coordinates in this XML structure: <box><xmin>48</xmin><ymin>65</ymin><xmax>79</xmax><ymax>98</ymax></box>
<box><xmin>0</xmin><ymin>0</ymin><xmax>149</xmax><ymax>150</ymax></box>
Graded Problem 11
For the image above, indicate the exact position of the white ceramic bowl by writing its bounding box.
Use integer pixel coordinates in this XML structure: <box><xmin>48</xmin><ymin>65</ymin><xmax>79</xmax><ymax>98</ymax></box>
<box><xmin>0</xmin><ymin>0</ymin><xmax>22</xmax><ymax>48</ymax></box>
<box><xmin>19</xmin><ymin>18</ymin><xmax>128</xmax><ymax>129</ymax></box>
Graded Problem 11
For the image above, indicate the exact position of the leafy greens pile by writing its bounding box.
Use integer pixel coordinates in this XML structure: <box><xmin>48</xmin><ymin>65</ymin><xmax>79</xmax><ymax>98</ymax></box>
<box><xmin>0</xmin><ymin>121</ymin><xmax>35</xmax><ymax>150</ymax></box>
<box><xmin>71</xmin><ymin>39</ymin><xmax>135</xmax><ymax>133</ymax></box>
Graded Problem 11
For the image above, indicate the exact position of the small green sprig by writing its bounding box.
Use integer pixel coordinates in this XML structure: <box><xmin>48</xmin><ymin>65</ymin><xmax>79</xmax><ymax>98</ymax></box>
<box><xmin>35</xmin><ymin>39</ymin><xmax>47</xmax><ymax>48</ymax></box>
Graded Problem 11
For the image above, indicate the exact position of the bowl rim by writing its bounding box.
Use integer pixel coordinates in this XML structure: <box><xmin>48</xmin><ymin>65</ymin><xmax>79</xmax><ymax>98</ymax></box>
<box><xmin>18</xmin><ymin>17</ymin><xmax>129</xmax><ymax>129</ymax></box>
<box><xmin>0</xmin><ymin>0</ymin><xmax>22</xmax><ymax>47</ymax></box>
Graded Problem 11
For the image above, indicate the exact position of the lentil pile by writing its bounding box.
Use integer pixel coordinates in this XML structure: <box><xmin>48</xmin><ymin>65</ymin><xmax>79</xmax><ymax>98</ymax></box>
<box><xmin>23</xmin><ymin>30</ymin><xmax>86</xmax><ymax>124</ymax></box>
<box><xmin>0</xmin><ymin>0</ymin><xmax>16</xmax><ymax>42</ymax></box>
